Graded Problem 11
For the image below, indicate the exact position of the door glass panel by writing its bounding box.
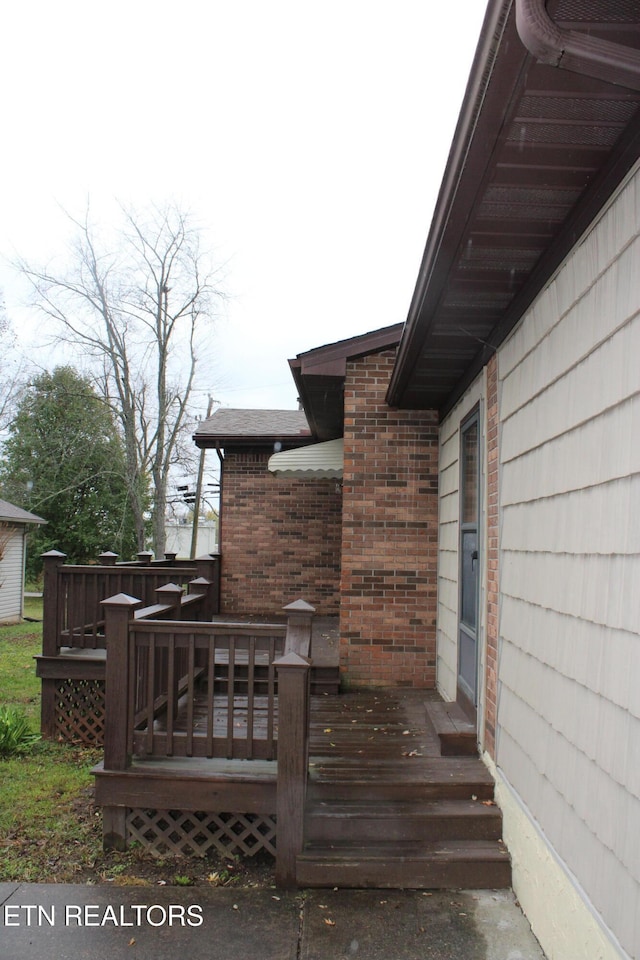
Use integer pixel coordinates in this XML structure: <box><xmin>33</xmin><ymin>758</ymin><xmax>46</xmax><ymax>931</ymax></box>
<box><xmin>460</xmin><ymin>530</ymin><xmax>478</xmax><ymax>631</ymax></box>
<box><xmin>459</xmin><ymin>626</ymin><xmax>477</xmax><ymax>704</ymax></box>
<box><xmin>462</xmin><ymin>421</ymin><xmax>478</xmax><ymax>524</ymax></box>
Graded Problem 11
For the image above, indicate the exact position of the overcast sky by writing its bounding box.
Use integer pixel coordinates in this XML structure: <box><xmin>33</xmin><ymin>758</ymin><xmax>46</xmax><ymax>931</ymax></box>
<box><xmin>0</xmin><ymin>0</ymin><xmax>486</xmax><ymax>414</ymax></box>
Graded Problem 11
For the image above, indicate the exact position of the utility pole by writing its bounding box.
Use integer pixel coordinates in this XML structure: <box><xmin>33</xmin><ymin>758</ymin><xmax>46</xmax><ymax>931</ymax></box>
<box><xmin>190</xmin><ymin>395</ymin><xmax>214</xmax><ymax>559</ymax></box>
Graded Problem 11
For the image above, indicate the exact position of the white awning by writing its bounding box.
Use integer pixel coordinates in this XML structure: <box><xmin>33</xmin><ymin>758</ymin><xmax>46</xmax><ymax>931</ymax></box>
<box><xmin>268</xmin><ymin>438</ymin><xmax>343</xmax><ymax>479</ymax></box>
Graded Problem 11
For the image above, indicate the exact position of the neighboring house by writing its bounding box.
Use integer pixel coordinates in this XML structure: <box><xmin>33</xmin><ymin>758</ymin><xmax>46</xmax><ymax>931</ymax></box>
<box><xmin>195</xmin><ymin>407</ymin><xmax>343</xmax><ymax>619</ymax></box>
<box><xmin>195</xmin><ymin>2</ymin><xmax>640</xmax><ymax>957</ymax></box>
<box><xmin>164</xmin><ymin>519</ymin><xmax>218</xmax><ymax>558</ymax></box>
<box><xmin>0</xmin><ymin>499</ymin><xmax>46</xmax><ymax>624</ymax></box>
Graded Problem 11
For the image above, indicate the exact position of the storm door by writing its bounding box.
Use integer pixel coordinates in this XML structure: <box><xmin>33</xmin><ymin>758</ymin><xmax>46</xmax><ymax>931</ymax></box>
<box><xmin>458</xmin><ymin>411</ymin><xmax>480</xmax><ymax>715</ymax></box>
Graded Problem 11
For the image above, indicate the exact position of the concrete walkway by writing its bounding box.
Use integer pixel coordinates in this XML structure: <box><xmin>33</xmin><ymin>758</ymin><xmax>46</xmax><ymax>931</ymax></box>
<box><xmin>0</xmin><ymin>883</ymin><xmax>546</xmax><ymax>959</ymax></box>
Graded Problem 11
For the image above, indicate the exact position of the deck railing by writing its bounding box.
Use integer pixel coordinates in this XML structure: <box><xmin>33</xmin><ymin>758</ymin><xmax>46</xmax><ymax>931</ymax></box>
<box><xmin>130</xmin><ymin>621</ymin><xmax>284</xmax><ymax>761</ymax></box>
<box><xmin>100</xmin><ymin>595</ymin><xmax>314</xmax><ymax>888</ymax></box>
<box><xmin>41</xmin><ymin>549</ymin><xmax>220</xmax><ymax>657</ymax></box>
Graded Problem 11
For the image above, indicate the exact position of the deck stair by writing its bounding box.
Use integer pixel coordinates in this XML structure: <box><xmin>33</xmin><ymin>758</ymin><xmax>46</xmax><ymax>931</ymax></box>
<box><xmin>425</xmin><ymin>700</ymin><xmax>478</xmax><ymax>756</ymax></box>
<box><xmin>208</xmin><ymin>614</ymin><xmax>340</xmax><ymax>697</ymax></box>
<box><xmin>296</xmin><ymin>690</ymin><xmax>510</xmax><ymax>889</ymax></box>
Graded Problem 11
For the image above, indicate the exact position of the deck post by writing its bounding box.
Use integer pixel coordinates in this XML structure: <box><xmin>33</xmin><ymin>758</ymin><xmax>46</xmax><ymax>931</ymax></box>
<box><xmin>283</xmin><ymin>599</ymin><xmax>316</xmax><ymax>658</ymax></box>
<box><xmin>102</xmin><ymin>594</ymin><xmax>141</xmax><ymax>771</ymax></box>
<box><xmin>101</xmin><ymin>593</ymin><xmax>141</xmax><ymax>852</ymax></box>
<box><xmin>195</xmin><ymin>555</ymin><xmax>220</xmax><ymax>616</ymax></box>
<box><xmin>42</xmin><ymin>550</ymin><xmax>67</xmax><ymax>658</ymax></box>
<box><xmin>274</xmin><ymin>651</ymin><xmax>311</xmax><ymax>889</ymax></box>
<box><xmin>188</xmin><ymin>577</ymin><xmax>214</xmax><ymax>621</ymax></box>
<box><xmin>40</xmin><ymin>550</ymin><xmax>67</xmax><ymax>738</ymax></box>
<box><xmin>155</xmin><ymin>582</ymin><xmax>184</xmax><ymax>619</ymax></box>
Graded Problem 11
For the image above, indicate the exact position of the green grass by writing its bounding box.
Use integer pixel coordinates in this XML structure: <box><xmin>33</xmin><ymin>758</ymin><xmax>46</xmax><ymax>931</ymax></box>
<box><xmin>0</xmin><ymin>605</ymin><xmax>42</xmax><ymax>727</ymax></box>
<box><xmin>0</xmin><ymin>604</ymin><xmax>103</xmax><ymax>881</ymax></box>
<box><xmin>0</xmin><ymin>742</ymin><xmax>102</xmax><ymax>881</ymax></box>
<box><xmin>0</xmin><ymin>599</ymin><xmax>275</xmax><ymax>887</ymax></box>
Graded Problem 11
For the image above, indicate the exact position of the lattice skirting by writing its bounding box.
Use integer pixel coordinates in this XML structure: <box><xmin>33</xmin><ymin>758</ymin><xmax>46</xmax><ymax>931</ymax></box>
<box><xmin>126</xmin><ymin>809</ymin><xmax>277</xmax><ymax>859</ymax></box>
<box><xmin>53</xmin><ymin>679</ymin><xmax>106</xmax><ymax>744</ymax></box>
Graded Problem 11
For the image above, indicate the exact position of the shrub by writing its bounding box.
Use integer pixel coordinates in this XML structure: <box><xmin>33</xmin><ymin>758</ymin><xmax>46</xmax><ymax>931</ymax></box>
<box><xmin>0</xmin><ymin>706</ymin><xmax>41</xmax><ymax>758</ymax></box>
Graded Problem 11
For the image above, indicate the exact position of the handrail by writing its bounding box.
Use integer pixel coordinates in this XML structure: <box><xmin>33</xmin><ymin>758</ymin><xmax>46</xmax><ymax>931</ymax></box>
<box><xmin>98</xmin><ymin>594</ymin><xmax>315</xmax><ymax>886</ymax></box>
<box><xmin>41</xmin><ymin>550</ymin><xmax>220</xmax><ymax>655</ymax></box>
<box><xmin>101</xmin><ymin>600</ymin><xmax>294</xmax><ymax>768</ymax></box>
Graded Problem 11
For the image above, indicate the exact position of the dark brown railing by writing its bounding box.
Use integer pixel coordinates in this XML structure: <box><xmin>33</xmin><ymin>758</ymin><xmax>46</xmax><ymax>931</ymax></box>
<box><xmin>41</xmin><ymin>549</ymin><xmax>220</xmax><ymax>656</ymax></box>
<box><xmin>130</xmin><ymin>621</ymin><xmax>285</xmax><ymax>761</ymax></box>
<box><xmin>100</xmin><ymin>595</ymin><xmax>314</xmax><ymax>888</ymax></box>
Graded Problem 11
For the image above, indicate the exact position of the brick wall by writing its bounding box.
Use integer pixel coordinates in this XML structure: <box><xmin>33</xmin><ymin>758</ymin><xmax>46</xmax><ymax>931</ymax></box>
<box><xmin>219</xmin><ymin>448</ymin><xmax>342</xmax><ymax>616</ymax></box>
<box><xmin>340</xmin><ymin>351</ymin><xmax>439</xmax><ymax>688</ymax></box>
<box><xmin>484</xmin><ymin>353</ymin><xmax>499</xmax><ymax>757</ymax></box>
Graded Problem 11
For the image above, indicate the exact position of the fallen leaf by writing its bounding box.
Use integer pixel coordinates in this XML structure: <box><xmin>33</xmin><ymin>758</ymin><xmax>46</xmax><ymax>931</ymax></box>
<box><xmin>128</xmin><ymin>938</ymin><xmax>136</xmax><ymax>946</ymax></box>
<box><xmin>324</xmin><ymin>728</ymin><xmax>332</xmax><ymax>733</ymax></box>
<box><xmin>324</xmin><ymin>918</ymin><xmax>336</xmax><ymax>926</ymax></box>
<box><xmin>482</xmin><ymin>800</ymin><xmax>496</xmax><ymax>806</ymax></box>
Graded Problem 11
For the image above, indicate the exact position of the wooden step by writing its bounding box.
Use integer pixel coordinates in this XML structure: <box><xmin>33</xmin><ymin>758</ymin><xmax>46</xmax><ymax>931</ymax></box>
<box><xmin>308</xmin><ymin>758</ymin><xmax>495</xmax><ymax>802</ymax></box>
<box><xmin>296</xmin><ymin>839</ymin><xmax>511</xmax><ymax>889</ymax></box>
<box><xmin>309</xmin><ymin>668</ymin><xmax>341</xmax><ymax>696</ymax></box>
<box><xmin>305</xmin><ymin>798</ymin><xmax>502</xmax><ymax>844</ymax></box>
<box><xmin>425</xmin><ymin>701</ymin><xmax>478</xmax><ymax>756</ymax></box>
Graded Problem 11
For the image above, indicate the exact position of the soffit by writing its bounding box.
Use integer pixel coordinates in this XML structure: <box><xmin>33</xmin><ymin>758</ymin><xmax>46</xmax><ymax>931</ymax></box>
<box><xmin>388</xmin><ymin>0</ymin><xmax>640</xmax><ymax>416</ymax></box>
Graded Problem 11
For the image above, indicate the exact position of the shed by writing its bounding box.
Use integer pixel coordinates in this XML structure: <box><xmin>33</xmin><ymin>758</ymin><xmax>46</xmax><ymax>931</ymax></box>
<box><xmin>0</xmin><ymin>499</ymin><xmax>46</xmax><ymax>624</ymax></box>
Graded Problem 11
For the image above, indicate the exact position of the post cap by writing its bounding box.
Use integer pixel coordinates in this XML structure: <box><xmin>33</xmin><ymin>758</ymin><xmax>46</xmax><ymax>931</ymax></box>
<box><xmin>155</xmin><ymin>582</ymin><xmax>184</xmax><ymax>596</ymax></box>
<box><xmin>101</xmin><ymin>593</ymin><xmax>143</xmax><ymax>608</ymax></box>
<box><xmin>274</xmin><ymin>651</ymin><xmax>312</xmax><ymax>669</ymax></box>
<box><xmin>99</xmin><ymin>551</ymin><xmax>119</xmax><ymax>564</ymax></box>
<box><xmin>283</xmin><ymin>599</ymin><xmax>316</xmax><ymax>614</ymax></box>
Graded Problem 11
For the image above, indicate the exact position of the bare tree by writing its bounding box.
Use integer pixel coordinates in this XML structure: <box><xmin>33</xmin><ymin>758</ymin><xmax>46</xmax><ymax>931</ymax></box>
<box><xmin>0</xmin><ymin>297</ymin><xmax>27</xmax><ymax>433</ymax></box>
<box><xmin>17</xmin><ymin>203</ymin><xmax>224</xmax><ymax>556</ymax></box>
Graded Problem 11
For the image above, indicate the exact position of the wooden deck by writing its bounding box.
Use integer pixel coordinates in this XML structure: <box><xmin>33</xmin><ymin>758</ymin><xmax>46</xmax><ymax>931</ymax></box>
<box><xmin>301</xmin><ymin>688</ymin><xmax>510</xmax><ymax>888</ymax></box>
<box><xmin>95</xmin><ymin>686</ymin><xmax>510</xmax><ymax>889</ymax></box>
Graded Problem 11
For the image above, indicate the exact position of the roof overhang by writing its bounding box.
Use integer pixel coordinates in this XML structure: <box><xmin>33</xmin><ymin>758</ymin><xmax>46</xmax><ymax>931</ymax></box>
<box><xmin>289</xmin><ymin>324</ymin><xmax>403</xmax><ymax>441</ymax></box>
<box><xmin>268</xmin><ymin>438</ymin><xmax>344</xmax><ymax>479</ymax></box>
<box><xmin>387</xmin><ymin>0</ymin><xmax>640</xmax><ymax>418</ymax></box>
<box><xmin>193</xmin><ymin>409</ymin><xmax>312</xmax><ymax>450</ymax></box>
<box><xmin>0</xmin><ymin>500</ymin><xmax>46</xmax><ymax>526</ymax></box>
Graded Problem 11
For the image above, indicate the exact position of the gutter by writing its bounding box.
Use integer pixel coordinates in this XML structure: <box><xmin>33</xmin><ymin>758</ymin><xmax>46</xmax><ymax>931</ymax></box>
<box><xmin>516</xmin><ymin>0</ymin><xmax>640</xmax><ymax>91</ymax></box>
<box><xmin>386</xmin><ymin>0</ymin><xmax>514</xmax><ymax>408</ymax></box>
<box><xmin>388</xmin><ymin>0</ymin><xmax>640</xmax><ymax>411</ymax></box>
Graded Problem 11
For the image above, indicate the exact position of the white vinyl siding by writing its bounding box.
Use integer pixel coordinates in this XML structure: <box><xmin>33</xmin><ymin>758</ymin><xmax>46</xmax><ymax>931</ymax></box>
<box><xmin>0</xmin><ymin>526</ymin><xmax>25</xmax><ymax>623</ymax></box>
<box><xmin>496</xmin><ymin>165</ymin><xmax>640</xmax><ymax>958</ymax></box>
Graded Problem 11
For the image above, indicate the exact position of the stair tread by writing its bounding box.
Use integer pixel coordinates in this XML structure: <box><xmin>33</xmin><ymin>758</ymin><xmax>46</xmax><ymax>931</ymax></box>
<box><xmin>307</xmin><ymin>799</ymin><xmax>500</xmax><ymax>817</ymax></box>
<box><xmin>299</xmin><ymin>839</ymin><xmax>509</xmax><ymax>861</ymax></box>
<box><xmin>309</xmin><ymin>760</ymin><xmax>493</xmax><ymax>782</ymax></box>
<box><xmin>426</xmin><ymin>701</ymin><xmax>475</xmax><ymax>735</ymax></box>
